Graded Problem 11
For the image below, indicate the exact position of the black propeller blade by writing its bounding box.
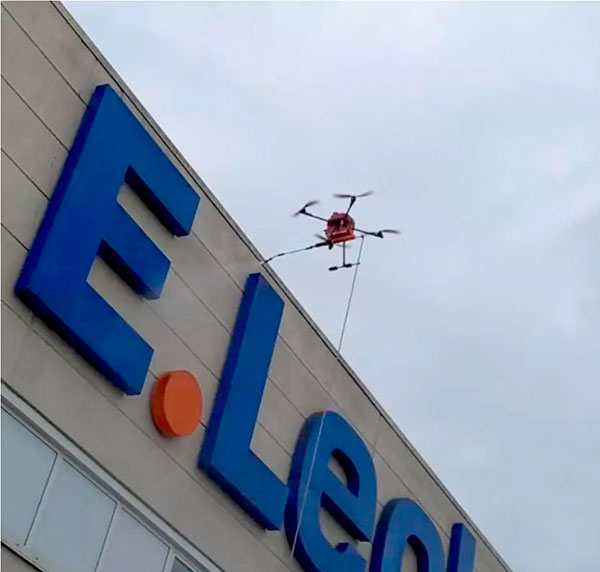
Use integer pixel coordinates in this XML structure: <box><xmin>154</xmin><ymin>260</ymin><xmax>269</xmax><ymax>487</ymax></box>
<box><xmin>293</xmin><ymin>200</ymin><xmax>320</xmax><ymax>217</ymax></box>
<box><xmin>333</xmin><ymin>190</ymin><xmax>374</xmax><ymax>199</ymax></box>
<box><xmin>374</xmin><ymin>228</ymin><xmax>401</xmax><ymax>238</ymax></box>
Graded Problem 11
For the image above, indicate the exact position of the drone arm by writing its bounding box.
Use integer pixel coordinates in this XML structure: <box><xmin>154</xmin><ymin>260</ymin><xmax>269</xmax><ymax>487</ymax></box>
<box><xmin>298</xmin><ymin>210</ymin><xmax>330</xmax><ymax>223</ymax></box>
<box><xmin>354</xmin><ymin>227</ymin><xmax>384</xmax><ymax>238</ymax></box>
<box><xmin>345</xmin><ymin>196</ymin><xmax>357</xmax><ymax>215</ymax></box>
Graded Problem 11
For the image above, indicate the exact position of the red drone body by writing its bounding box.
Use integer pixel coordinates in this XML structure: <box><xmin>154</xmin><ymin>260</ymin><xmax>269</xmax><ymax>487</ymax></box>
<box><xmin>263</xmin><ymin>192</ymin><xmax>400</xmax><ymax>271</ymax></box>
<box><xmin>325</xmin><ymin>212</ymin><xmax>356</xmax><ymax>245</ymax></box>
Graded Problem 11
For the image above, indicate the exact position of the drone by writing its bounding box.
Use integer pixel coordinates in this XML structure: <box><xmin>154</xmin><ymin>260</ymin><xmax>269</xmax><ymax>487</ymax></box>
<box><xmin>263</xmin><ymin>191</ymin><xmax>400</xmax><ymax>271</ymax></box>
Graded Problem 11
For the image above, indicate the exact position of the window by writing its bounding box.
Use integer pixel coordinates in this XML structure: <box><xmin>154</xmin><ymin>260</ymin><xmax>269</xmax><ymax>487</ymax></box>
<box><xmin>1</xmin><ymin>411</ymin><xmax>57</xmax><ymax>545</ymax></box>
<box><xmin>1</xmin><ymin>403</ymin><xmax>219</xmax><ymax>572</ymax></box>
<box><xmin>172</xmin><ymin>558</ymin><xmax>196</xmax><ymax>572</ymax></box>
<box><xmin>28</xmin><ymin>461</ymin><xmax>116</xmax><ymax>572</ymax></box>
<box><xmin>97</xmin><ymin>509</ymin><xmax>169</xmax><ymax>572</ymax></box>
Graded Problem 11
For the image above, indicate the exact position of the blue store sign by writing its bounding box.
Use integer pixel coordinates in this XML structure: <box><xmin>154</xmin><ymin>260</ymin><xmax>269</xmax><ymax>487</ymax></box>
<box><xmin>17</xmin><ymin>85</ymin><xmax>476</xmax><ymax>572</ymax></box>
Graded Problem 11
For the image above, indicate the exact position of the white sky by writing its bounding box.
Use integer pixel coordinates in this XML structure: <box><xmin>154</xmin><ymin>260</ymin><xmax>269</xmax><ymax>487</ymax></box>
<box><xmin>66</xmin><ymin>3</ymin><xmax>600</xmax><ymax>571</ymax></box>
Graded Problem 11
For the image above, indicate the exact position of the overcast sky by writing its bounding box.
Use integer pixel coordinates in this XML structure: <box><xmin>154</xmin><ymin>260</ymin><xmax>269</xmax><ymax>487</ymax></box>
<box><xmin>66</xmin><ymin>3</ymin><xmax>600</xmax><ymax>570</ymax></box>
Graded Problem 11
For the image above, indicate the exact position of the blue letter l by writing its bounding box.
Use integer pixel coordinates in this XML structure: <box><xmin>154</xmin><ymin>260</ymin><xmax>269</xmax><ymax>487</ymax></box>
<box><xmin>199</xmin><ymin>273</ymin><xmax>288</xmax><ymax>530</ymax></box>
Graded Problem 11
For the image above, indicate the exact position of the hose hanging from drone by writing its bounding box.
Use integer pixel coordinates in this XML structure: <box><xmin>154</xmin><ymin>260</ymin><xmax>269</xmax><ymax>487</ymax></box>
<box><xmin>262</xmin><ymin>241</ymin><xmax>329</xmax><ymax>265</ymax></box>
<box><xmin>289</xmin><ymin>235</ymin><xmax>366</xmax><ymax>560</ymax></box>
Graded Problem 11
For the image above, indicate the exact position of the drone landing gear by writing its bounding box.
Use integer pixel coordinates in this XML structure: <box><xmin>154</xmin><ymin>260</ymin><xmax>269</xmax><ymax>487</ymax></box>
<box><xmin>328</xmin><ymin>262</ymin><xmax>360</xmax><ymax>272</ymax></box>
<box><xmin>328</xmin><ymin>241</ymin><xmax>360</xmax><ymax>271</ymax></box>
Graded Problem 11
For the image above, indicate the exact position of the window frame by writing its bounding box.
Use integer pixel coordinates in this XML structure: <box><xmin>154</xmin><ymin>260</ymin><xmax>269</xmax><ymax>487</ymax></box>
<box><xmin>1</xmin><ymin>384</ymin><xmax>224</xmax><ymax>572</ymax></box>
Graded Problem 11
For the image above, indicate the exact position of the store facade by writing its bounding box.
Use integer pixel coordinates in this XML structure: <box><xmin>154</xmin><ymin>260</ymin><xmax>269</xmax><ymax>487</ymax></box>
<box><xmin>1</xmin><ymin>3</ymin><xmax>512</xmax><ymax>572</ymax></box>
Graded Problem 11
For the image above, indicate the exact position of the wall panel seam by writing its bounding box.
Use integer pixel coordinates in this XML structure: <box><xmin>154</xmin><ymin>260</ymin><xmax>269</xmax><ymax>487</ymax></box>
<box><xmin>1</xmin><ymin>6</ymin><xmax>85</xmax><ymax>105</ymax></box>
<box><xmin>1</xmin><ymin>78</ymin><xmax>69</xmax><ymax>153</ymax></box>
<box><xmin>1</xmin><ymin>150</ymin><xmax>52</xmax><ymax>201</ymax></box>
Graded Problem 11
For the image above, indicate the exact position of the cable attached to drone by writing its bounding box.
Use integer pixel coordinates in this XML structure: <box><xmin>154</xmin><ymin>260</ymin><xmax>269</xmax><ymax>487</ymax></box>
<box><xmin>260</xmin><ymin>192</ymin><xmax>398</xmax><ymax>557</ymax></box>
<box><xmin>289</xmin><ymin>235</ymin><xmax>366</xmax><ymax>561</ymax></box>
<box><xmin>261</xmin><ymin>241</ymin><xmax>329</xmax><ymax>265</ymax></box>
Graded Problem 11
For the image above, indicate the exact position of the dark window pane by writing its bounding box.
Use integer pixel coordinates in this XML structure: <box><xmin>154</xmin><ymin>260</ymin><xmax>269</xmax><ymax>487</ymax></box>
<box><xmin>172</xmin><ymin>558</ymin><xmax>194</xmax><ymax>572</ymax></box>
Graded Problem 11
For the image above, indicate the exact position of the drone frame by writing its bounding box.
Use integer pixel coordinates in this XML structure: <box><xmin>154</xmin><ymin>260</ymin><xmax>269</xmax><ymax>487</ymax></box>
<box><xmin>263</xmin><ymin>193</ymin><xmax>399</xmax><ymax>271</ymax></box>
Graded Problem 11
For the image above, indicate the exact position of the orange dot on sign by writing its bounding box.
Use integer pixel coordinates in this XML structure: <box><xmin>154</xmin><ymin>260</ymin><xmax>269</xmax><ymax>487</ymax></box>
<box><xmin>151</xmin><ymin>371</ymin><xmax>202</xmax><ymax>437</ymax></box>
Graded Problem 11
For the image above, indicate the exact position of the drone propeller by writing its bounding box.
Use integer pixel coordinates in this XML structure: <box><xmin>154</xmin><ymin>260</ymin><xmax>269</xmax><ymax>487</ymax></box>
<box><xmin>333</xmin><ymin>190</ymin><xmax>374</xmax><ymax>199</ymax></box>
<box><xmin>373</xmin><ymin>228</ymin><xmax>401</xmax><ymax>238</ymax></box>
<box><xmin>293</xmin><ymin>200</ymin><xmax>320</xmax><ymax>217</ymax></box>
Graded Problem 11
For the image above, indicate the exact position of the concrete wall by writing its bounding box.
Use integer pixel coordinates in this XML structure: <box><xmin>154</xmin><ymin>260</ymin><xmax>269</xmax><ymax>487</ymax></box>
<box><xmin>2</xmin><ymin>546</ymin><xmax>37</xmax><ymax>572</ymax></box>
<box><xmin>1</xmin><ymin>3</ymin><xmax>511</xmax><ymax>572</ymax></box>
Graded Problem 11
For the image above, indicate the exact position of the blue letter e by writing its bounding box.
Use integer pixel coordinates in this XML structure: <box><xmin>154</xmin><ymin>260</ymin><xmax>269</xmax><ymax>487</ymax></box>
<box><xmin>16</xmin><ymin>85</ymin><xmax>199</xmax><ymax>395</ymax></box>
<box><xmin>285</xmin><ymin>412</ymin><xmax>377</xmax><ymax>572</ymax></box>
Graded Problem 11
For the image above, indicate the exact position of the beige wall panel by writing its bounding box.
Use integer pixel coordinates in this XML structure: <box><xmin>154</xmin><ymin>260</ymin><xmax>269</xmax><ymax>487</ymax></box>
<box><xmin>251</xmin><ymin>424</ymin><xmax>293</xmax><ymax>483</ymax></box>
<box><xmin>279</xmin><ymin>302</ymin><xmax>340</xmax><ymax>392</ymax></box>
<box><xmin>259</xmin><ymin>380</ymin><xmax>306</xmax><ymax>455</ymax></box>
<box><xmin>3</xmin><ymin>1</ymin><xmax>122</xmax><ymax>102</ymax></box>
<box><xmin>269</xmin><ymin>336</ymin><xmax>331</xmax><ymax>418</ymax></box>
<box><xmin>1</xmin><ymin>8</ymin><xmax>84</xmax><ymax>146</ymax></box>
<box><xmin>1</xmin><ymin>80</ymin><xmax>66</xmax><ymax>198</ymax></box>
<box><xmin>1</xmin><ymin>153</ymin><xmax>48</xmax><ymax>249</ymax></box>
<box><xmin>190</xmin><ymin>197</ymin><xmax>263</xmax><ymax>290</ymax></box>
<box><xmin>149</xmin><ymin>272</ymin><xmax>230</xmax><ymax>378</ymax></box>
<box><xmin>318</xmin><ymin>509</ymin><xmax>356</xmax><ymax>555</ymax></box>
<box><xmin>264</xmin><ymin>535</ymin><xmax>305</xmax><ymax>572</ymax></box>
<box><xmin>1</xmin><ymin>547</ymin><xmax>37</xmax><ymax>572</ymax></box>
<box><xmin>374</xmin><ymin>451</ymin><xmax>412</xmax><ymax>505</ymax></box>
<box><xmin>1</xmin><ymin>228</ymin><xmax>33</xmax><ymax>323</ymax></box>
<box><xmin>329</xmin><ymin>369</ymin><xmax>380</xmax><ymax>446</ymax></box>
<box><xmin>30</xmin><ymin>312</ymin><xmax>130</xmax><ymax>402</ymax></box>
<box><xmin>475</xmin><ymin>543</ymin><xmax>512</xmax><ymax>572</ymax></box>
<box><xmin>1</xmin><ymin>302</ymin><xmax>30</xmax><ymax>381</ymax></box>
